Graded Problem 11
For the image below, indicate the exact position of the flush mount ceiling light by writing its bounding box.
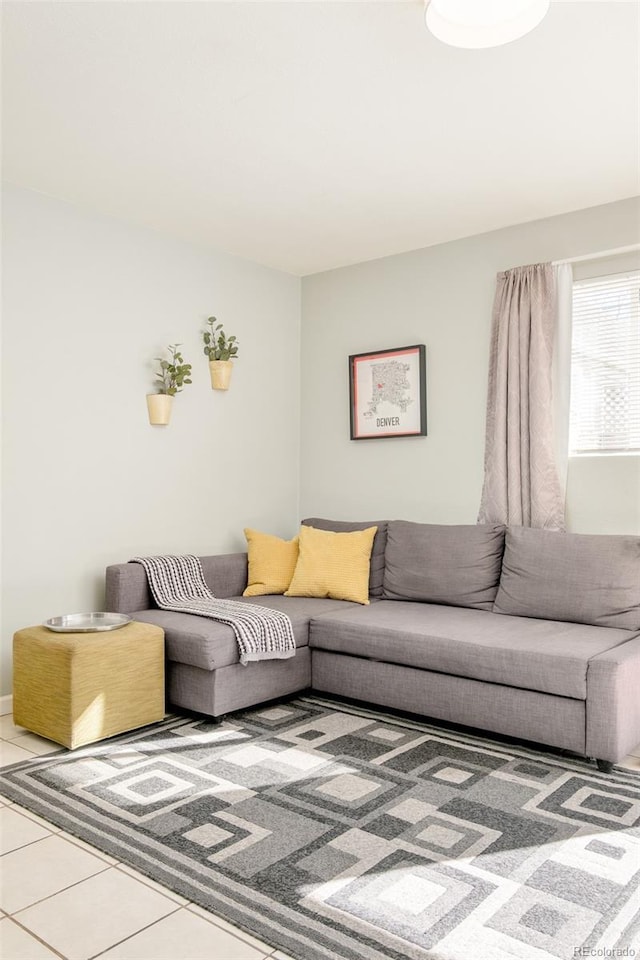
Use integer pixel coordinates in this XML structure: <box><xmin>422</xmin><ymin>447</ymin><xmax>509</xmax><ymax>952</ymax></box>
<box><xmin>425</xmin><ymin>0</ymin><xmax>550</xmax><ymax>49</ymax></box>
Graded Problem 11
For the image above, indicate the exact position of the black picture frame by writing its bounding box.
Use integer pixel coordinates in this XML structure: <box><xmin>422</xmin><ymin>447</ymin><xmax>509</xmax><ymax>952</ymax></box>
<box><xmin>349</xmin><ymin>344</ymin><xmax>427</xmax><ymax>440</ymax></box>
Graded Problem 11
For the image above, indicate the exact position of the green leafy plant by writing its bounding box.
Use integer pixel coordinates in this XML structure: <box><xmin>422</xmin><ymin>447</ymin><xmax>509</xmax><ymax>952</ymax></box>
<box><xmin>202</xmin><ymin>317</ymin><xmax>239</xmax><ymax>361</ymax></box>
<box><xmin>154</xmin><ymin>344</ymin><xmax>193</xmax><ymax>396</ymax></box>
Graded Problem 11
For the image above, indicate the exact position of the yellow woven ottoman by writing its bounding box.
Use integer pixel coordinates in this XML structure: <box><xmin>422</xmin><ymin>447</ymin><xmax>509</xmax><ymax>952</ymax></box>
<box><xmin>13</xmin><ymin>622</ymin><xmax>165</xmax><ymax>749</ymax></box>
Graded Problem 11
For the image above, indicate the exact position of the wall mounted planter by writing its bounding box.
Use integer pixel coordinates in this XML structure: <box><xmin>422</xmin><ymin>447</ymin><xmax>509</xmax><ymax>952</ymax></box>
<box><xmin>146</xmin><ymin>394</ymin><xmax>173</xmax><ymax>425</ymax></box>
<box><xmin>209</xmin><ymin>360</ymin><xmax>233</xmax><ymax>390</ymax></box>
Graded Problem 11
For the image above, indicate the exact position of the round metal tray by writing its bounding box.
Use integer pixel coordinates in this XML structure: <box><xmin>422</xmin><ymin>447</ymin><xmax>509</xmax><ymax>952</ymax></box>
<box><xmin>43</xmin><ymin>613</ymin><xmax>132</xmax><ymax>633</ymax></box>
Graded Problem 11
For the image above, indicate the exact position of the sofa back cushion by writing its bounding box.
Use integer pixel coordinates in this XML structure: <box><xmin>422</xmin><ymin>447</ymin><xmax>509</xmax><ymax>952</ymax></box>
<box><xmin>382</xmin><ymin>521</ymin><xmax>505</xmax><ymax>610</ymax></box>
<box><xmin>494</xmin><ymin>527</ymin><xmax>640</xmax><ymax>630</ymax></box>
<box><xmin>302</xmin><ymin>518</ymin><xmax>388</xmax><ymax>597</ymax></box>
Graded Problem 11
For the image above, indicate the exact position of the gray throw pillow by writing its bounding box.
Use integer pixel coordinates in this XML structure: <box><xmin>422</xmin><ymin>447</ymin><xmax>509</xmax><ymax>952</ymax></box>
<box><xmin>301</xmin><ymin>518</ymin><xmax>388</xmax><ymax>598</ymax></box>
<box><xmin>382</xmin><ymin>521</ymin><xmax>506</xmax><ymax>610</ymax></box>
<box><xmin>494</xmin><ymin>527</ymin><xmax>640</xmax><ymax>630</ymax></box>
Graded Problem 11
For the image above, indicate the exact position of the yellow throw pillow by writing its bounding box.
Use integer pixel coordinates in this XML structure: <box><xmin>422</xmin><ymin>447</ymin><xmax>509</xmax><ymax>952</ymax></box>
<box><xmin>243</xmin><ymin>528</ymin><xmax>299</xmax><ymax>597</ymax></box>
<box><xmin>285</xmin><ymin>524</ymin><xmax>377</xmax><ymax>605</ymax></box>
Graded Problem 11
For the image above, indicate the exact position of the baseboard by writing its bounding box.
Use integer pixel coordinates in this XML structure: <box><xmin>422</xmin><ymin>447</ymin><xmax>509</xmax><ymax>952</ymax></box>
<box><xmin>0</xmin><ymin>694</ymin><xmax>13</xmax><ymax>716</ymax></box>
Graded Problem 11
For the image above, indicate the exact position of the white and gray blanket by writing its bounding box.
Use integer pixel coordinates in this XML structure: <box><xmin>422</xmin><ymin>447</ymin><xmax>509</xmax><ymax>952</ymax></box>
<box><xmin>132</xmin><ymin>554</ymin><xmax>296</xmax><ymax>665</ymax></box>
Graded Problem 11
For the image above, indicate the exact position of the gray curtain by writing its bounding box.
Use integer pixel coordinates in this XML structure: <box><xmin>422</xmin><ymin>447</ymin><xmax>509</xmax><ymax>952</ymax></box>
<box><xmin>478</xmin><ymin>262</ymin><xmax>565</xmax><ymax>530</ymax></box>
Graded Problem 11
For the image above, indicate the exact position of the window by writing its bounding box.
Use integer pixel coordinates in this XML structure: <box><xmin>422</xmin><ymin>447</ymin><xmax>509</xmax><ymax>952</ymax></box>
<box><xmin>569</xmin><ymin>270</ymin><xmax>640</xmax><ymax>455</ymax></box>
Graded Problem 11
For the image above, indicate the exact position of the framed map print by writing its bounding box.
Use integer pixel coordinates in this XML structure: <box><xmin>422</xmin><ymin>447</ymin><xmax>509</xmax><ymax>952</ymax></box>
<box><xmin>349</xmin><ymin>344</ymin><xmax>427</xmax><ymax>440</ymax></box>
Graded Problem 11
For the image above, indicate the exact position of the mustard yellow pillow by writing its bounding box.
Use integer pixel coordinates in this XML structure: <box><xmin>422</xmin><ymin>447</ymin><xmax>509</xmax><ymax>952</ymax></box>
<box><xmin>243</xmin><ymin>528</ymin><xmax>299</xmax><ymax>597</ymax></box>
<box><xmin>285</xmin><ymin>524</ymin><xmax>377</xmax><ymax>605</ymax></box>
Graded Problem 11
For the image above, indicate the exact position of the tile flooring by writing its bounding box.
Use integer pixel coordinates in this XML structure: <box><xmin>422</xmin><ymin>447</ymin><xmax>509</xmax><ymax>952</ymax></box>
<box><xmin>0</xmin><ymin>715</ymin><xmax>295</xmax><ymax>960</ymax></box>
<box><xmin>1</xmin><ymin>713</ymin><xmax>639</xmax><ymax>960</ymax></box>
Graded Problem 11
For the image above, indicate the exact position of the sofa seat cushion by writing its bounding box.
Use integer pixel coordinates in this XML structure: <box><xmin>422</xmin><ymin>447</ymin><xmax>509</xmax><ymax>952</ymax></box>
<box><xmin>308</xmin><ymin>601</ymin><xmax>637</xmax><ymax>699</ymax></box>
<box><xmin>134</xmin><ymin>596</ymin><xmax>361</xmax><ymax>671</ymax></box>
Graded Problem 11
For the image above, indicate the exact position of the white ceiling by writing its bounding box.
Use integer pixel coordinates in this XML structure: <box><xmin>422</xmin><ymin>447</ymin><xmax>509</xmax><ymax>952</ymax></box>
<box><xmin>2</xmin><ymin>1</ymin><xmax>639</xmax><ymax>275</ymax></box>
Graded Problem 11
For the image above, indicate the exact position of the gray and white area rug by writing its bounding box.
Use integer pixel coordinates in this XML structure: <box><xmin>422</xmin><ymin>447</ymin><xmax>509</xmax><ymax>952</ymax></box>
<box><xmin>1</xmin><ymin>696</ymin><xmax>639</xmax><ymax>960</ymax></box>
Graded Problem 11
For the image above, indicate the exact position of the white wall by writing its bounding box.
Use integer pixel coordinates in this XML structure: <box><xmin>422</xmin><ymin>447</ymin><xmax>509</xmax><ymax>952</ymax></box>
<box><xmin>1</xmin><ymin>185</ymin><xmax>301</xmax><ymax>695</ymax></box>
<box><xmin>566</xmin><ymin>456</ymin><xmax>640</xmax><ymax>534</ymax></box>
<box><xmin>3</xmin><ymin>189</ymin><xmax>639</xmax><ymax>698</ymax></box>
<box><xmin>300</xmin><ymin>197</ymin><xmax>640</xmax><ymax>531</ymax></box>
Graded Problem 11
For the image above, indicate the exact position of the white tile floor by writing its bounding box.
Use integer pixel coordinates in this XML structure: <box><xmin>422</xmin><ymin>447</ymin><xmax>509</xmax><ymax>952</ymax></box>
<box><xmin>0</xmin><ymin>718</ymin><xmax>296</xmax><ymax>960</ymax></box>
<box><xmin>1</xmin><ymin>717</ymin><xmax>639</xmax><ymax>960</ymax></box>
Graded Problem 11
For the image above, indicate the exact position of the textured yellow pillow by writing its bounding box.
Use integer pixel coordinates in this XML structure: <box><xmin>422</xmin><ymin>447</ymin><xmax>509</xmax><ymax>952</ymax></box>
<box><xmin>243</xmin><ymin>528</ymin><xmax>299</xmax><ymax>597</ymax></box>
<box><xmin>285</xmin><ymin>524</ymin><xmax>377</xmax><ymax>605</ymax></box>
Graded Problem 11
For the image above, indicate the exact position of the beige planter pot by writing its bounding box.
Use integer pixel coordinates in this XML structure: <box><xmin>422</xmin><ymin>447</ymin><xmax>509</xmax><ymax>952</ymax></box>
<box><xmin>146</xmin><ymin>393</ymin><xmax>173</xmax><ymax>425</ymax></box>
<box><xmin>209</xmin><ymin>360</ymin><xmax>233</xmax><ymax>391</ymax></box>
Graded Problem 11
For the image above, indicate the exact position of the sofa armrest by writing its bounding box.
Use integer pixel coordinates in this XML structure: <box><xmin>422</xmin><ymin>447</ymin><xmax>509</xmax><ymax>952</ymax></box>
<box><xmin>106</xmin><ymin>563</ymin><xmax>151</xmax><ymax>613</ymax></box>
<box><xmin>586</xmin><ymin>632</ymin><xmax>640</xmax><ymax>763</ymax></box>
<box><xmin>105</xmin><ymin>553</ymin><xmax>249</xmax><ymax>614</ymax></box>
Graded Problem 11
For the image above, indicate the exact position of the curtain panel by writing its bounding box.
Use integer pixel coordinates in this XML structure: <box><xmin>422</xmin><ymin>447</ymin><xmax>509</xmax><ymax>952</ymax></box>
<box><xmin>478</xmin><ymin>262</ymin><xmax>566</xmax><ymax>530</ymax></box>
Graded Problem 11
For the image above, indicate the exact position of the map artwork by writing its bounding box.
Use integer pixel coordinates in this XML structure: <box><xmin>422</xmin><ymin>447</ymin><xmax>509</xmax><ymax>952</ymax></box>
<box><xmin>363</xmin><ymin>360</ymin><xmax>413</xmax><ymax>419</ymax></box>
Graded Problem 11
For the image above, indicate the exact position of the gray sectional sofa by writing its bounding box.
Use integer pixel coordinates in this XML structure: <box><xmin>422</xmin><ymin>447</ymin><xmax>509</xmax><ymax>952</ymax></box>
<box><xmin>105</xmin><ymin>519</ymin><xmax>640</xmax><ymax>772</ymax></box>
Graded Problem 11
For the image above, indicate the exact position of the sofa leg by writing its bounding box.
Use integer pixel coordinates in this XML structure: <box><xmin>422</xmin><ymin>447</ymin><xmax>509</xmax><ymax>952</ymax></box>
<box><xmin>596</xmin><ymin>759</ymin><xmax>614</xmax><ymax>774</ymax></box>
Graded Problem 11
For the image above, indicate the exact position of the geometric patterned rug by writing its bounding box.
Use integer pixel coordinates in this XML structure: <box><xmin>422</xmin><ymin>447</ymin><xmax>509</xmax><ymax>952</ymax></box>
<box><xmin>1</xmin><ymin>695</ymin><xmax>639</xmax><ymax>960</ymax></box>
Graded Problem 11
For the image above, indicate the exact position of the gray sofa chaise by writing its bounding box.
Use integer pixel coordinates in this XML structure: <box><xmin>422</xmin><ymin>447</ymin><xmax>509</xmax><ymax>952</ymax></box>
<box><xmin>105</xmin><ymin>519</ymin><xmax>640</xmax><ymax>772</ymax></box>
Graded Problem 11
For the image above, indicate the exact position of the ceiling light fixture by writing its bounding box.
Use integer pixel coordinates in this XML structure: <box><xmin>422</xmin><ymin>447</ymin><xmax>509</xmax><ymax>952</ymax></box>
<box><xmin>425</xmin><ymin>0</ymin><xmax>550</xmax><ymax>49</ymax></box>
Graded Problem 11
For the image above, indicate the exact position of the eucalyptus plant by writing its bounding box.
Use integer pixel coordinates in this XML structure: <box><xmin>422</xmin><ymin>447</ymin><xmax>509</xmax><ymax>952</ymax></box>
<box><xmin>154</xmin><ymin>344</ymin><xmax>193</xmax><ymax>396</ymax></box>
<box><xmin>202</xmin><ymin>317</ymin><xmax>239</xmax><ymax>361</ymax></box>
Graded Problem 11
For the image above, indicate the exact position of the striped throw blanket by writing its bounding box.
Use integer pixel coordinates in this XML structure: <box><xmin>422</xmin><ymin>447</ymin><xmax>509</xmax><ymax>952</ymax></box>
<box><xmin>132</xmin><ymin>555</ymin><xmax>296</xmax><ymax>665</ymax></box>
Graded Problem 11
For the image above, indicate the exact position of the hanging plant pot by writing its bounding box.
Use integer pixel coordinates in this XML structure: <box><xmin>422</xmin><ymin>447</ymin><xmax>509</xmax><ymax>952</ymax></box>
<box><xmin>146</xmin><ymin>393</ymin><xmax>173</xmax><ymax>425</ymax></box>
<box><xmin>209</xmin><ymin>360</ymin><xmax>233</xmax><ymax>391</ymax></box>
